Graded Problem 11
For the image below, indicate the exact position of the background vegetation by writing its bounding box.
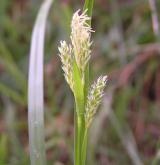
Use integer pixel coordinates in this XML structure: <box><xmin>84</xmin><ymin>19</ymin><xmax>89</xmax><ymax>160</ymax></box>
<box><xmin>0</xmin><ymin>0</ymin><xmax>160</xmax><ymax>164</ymax></box>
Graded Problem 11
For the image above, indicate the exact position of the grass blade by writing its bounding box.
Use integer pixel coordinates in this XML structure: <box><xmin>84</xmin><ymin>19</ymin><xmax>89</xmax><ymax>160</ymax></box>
<box><xmin>28</xmin><ymin>0</ymin><xmax>53</xmax><ymax>164</ymax></box>
<box><xmin>0</xmin><ymin>41</ymin><xmax>26</xmax><ymax>91</ymax></box>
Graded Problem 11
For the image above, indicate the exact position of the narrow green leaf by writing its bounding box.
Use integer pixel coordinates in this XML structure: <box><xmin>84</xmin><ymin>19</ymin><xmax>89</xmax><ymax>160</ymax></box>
<box><xmin>0</xmin><ymin>42</ymin><xmax>27</xmax><ymax>91</ymax></box>
<box><xmin>73</xmin><ymin>60</ymin><xmax>84</xmax><ymax>114</ymax></box>
<box><xmin>73</xmin><ymin>60</ymin><xmax>84</xmax><ymax>165</ymax></box>
<box><xmin>0</xmin><ymin>134</ymin><xmax>8</xmax><ymax>164</ymax></box>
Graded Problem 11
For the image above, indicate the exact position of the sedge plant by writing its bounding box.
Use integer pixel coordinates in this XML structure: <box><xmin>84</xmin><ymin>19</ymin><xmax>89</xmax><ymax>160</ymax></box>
<box><xmin>58</xmin><ymin>10</ymin><xmax>108</xmax><ymax>165</ymax></box>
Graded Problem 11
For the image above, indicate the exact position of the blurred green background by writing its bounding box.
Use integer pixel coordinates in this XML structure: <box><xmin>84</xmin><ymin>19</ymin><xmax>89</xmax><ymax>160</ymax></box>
<box><xmin>0</xmin><ymin>0</ymin><xmax>160</xmax><ymax>164</ymax></box>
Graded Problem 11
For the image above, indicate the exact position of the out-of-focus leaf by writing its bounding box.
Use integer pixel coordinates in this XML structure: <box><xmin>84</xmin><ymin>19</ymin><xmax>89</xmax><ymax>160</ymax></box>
<box><xmin>0</xmin><ymin>134</ymin><xmax>8</xmax><ymax>165</ymax></box>
<box><xmin>0</xmin><ymin>42</ymin><xmax>27</xmax><ymax>90</ymax></box>
<box><xmin>28</xmin><ymin>0</ymin><xmax>54</xmax><ymax>164</ymax></box>
<box><xmin>0</xmin><ymin>83</ymin><xmax>25</xmax><ymax>105</ymax></box>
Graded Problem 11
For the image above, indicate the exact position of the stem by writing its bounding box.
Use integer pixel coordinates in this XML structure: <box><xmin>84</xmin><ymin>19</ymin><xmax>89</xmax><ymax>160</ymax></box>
<box><xmin>83</xmin><ymin>0</ymin><xmax>94</xmax><ymax>18</ymax></box>
<box><xmin>81</xmin><ymin>129</ymin><xmax>88</xmax><ymax>165</ymax></box>
<box><xmin>74</xmin><ymin>96</ymin><xmax>85</xmax><ymax>165</ymax></box>
<box><xmin>73</xmin><ymin>60</ymin><xmax>85</xmax><ymax>165</ymax></box>
<box><xmin>74</xmin><ymin>106</ymin><xmax>78</xmax><ymax>165</ymax></box>
<box><xmin>73</xmin><ymin>1</ymin><xmax>95</xmax><ymax>164</ymax></box>
<box><xmin>77</xmin><ymin>115</ymin><xmax>85</xmax><ymax>165</ymax></box>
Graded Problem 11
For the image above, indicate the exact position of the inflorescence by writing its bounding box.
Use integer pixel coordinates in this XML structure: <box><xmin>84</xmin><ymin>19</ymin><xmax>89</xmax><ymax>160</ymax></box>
<box><xmin>58</xmin><ymin>9</ymin><xmax>107</xmax><ymax>128</ymax></box>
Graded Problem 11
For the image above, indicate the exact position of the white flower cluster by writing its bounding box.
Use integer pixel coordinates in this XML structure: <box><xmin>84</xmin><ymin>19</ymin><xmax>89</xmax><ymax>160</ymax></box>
<box><xmin>58</xmin><ymin>41</ymin><xmax>74</xmax><ymax>91</ymax></box>
<box><xmin>71</xmin><ymin>9</ymin><xmax>93</xmax><ymax>72</ymax></box>
<box><xmin>85</xmin><ymin>76</ymin><xmax>108</xmax><ymax>128</ymax></box>
<box><xmin>58</xmin><ymin>10</ymin><xmax>93</xmax><ymax>89</ymax></box>
<box><xmin>58</xmin><ymin>10</ymin><xmax>107</xmax><ymax>128</ymax></box>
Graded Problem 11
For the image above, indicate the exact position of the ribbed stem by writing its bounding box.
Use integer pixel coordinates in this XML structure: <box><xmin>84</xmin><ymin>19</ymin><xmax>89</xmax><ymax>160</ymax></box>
<box><xmin>74</xmin><ymin>96</ymin><xmax>85</xmax><ymax>165</ymax></box>
<box><xmin>74</xmin><ymin>107</ymin><xmax>78</xmax><ymax>165</ymax></box>
<box><xmin>81</xmin><ymin>129</ymin><xmax>88</xmax><ymax>165</ymax></box>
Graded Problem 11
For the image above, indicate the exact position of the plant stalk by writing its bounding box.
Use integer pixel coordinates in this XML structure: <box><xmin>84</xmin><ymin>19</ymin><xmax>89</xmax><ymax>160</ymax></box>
<box><xmin>74</xmin><ymin>96</ymin><xmax>85</xmax><ymax>165</ymax></box>
<box><xmin>74</xmin><ymin>1</ymin><xmax>95</xmax><ymax>164</ymax></box>
<box><xmin>81</xmin><ymin>129</ymin><xmax>88</xmax><ymax>165</ymax></box>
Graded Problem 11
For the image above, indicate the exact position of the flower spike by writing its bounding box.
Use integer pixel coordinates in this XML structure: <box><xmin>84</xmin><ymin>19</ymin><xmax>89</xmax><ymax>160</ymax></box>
<box><xmin>71</xmin><ymin>10</ymin><xmax>94</xmax><ymax>72</ymax></box>
<box><xmin>58</xmin><ymin>41</ymin><xmax>74</xmax><ymax>91</ymax></box>
<box><xmin>85</xmin><ymin>76</ymin><xmax>108</xmax><ymax>128</ymax></box>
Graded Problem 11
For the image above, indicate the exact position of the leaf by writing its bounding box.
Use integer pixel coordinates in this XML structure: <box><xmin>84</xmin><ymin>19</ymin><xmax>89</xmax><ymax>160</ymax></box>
<box><xmin>0</xmin><ymin>134</ymin><xmax>8</xmax><ymax>164</ymax></box>
<box><xmin>0</xmin><ymin>42</ymin><xmax>26</xmax><ymax>90</ymax></box>
<box><xmin>83</xmin><ymin>0</ymin><xmax>95</xmax><ymax>102</ymax></box>
<box><xmin>0</xmin><ymin>83</ymin><xmax>25</xmax><ymax>105</ymax></box>
<box><xmin>28</xmin><ymin>0</ymin><xmax>53</xmax><ymax>164</ymax></box>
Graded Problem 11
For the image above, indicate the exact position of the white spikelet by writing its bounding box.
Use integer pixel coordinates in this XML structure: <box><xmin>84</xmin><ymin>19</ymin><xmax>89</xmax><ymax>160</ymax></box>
<box><xmin>71</xmin><ymin>9</ymin><xmax>94</xmax><ymax>72</ymax></box>
<box><xmin>58</xmin><ymin>41</ymin><xmax>74</xmax><ymax>91</ymax></box>
<box><xmin>85</xmin><ymin>76</ymin><xmax>108</xmax><ymax>127</ymax></box>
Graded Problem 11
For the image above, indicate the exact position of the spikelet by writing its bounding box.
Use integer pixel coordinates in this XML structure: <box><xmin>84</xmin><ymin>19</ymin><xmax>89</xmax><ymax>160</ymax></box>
<box><xmin>58</xmin><ymin>41</ymin><xmax>74</xmax><ymax>91</ymax></box>
<box><xmin>85</xmin><ymin>76</ymin><xmax>108</xmax><ymax>128</ymax></box>
<box><xmin>71</xmin><ymin>10</ymin><xmax>93</xmax><ymax>72</ymax></box>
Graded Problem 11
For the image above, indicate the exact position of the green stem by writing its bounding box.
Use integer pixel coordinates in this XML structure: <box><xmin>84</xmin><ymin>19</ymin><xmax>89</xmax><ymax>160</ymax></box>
<box><xmin>83</xmin><ymin>0</ymin><xmax>94</xmax><ymax>18</ymax></box>
<box><xmin>81</xmin><ymin>129</ymin><xmax>88</xmax><ymax>165</ymax></box>
<box><xmin>74</xmin><ymin>96</ymin><xmax>85</xmax><ymax>165</ymax></box>
<box><xmin>74</xmin><ymin>106</ymin><xmax>78</xmax><ymax>165</ymax></box>
<box><xmin>73</xmin><ymin>1</ymin><xmax>95</xmax><ymax>164</ymax></box>
<box><xmin>73</xmin><ymin>60</ymin><xmax>85</xmax><ymax>165</ymax></box>
<box><xmin>78</xmin><ymin>115</ymin><xmax>85</xmax><ymax>165</ymax></box>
